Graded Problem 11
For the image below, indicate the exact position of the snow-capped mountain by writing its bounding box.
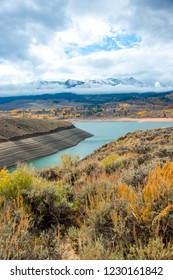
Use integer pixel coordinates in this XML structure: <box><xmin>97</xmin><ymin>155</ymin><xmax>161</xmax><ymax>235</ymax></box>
<box><xmin>1</xmin><ymin>77</ymin><xmax>171</xmax><ymax>96</ymax></box>
<box><xmin>30</xmin><ymin>77</ymin><xmax>144</xmax><ymax>90</ymax></box>
<box><xmin>64</xmin><ymin>79</ymin><xmax>85</xmax><ymax>88</ymax></box>
<box><xmin>119</xmin><ymin>77</ymin><xmax>144</xmax><ymax>87</ymax></box>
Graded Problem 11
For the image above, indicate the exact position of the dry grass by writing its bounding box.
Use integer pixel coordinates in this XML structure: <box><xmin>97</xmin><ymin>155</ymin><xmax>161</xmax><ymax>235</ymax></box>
<box><xmin>0</xmin><ymin>127</ymin><xmax>173</xmax><ymax>259</ymax></box>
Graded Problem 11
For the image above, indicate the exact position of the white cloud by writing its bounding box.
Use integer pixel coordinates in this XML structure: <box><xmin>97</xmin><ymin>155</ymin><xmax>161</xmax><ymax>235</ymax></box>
<box><xmin>0</xmin><ymin>63</ymin><xmax>30</xmax><ymax>85</ymax></box>
<box><xmin>0</xmin><ymin>0</ymin><xmax>173</xmax><ymax>95</ymax></box>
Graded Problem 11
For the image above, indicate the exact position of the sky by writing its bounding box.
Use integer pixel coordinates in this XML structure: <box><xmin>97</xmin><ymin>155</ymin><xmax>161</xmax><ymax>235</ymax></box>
<box><xmin>0</xmin><ymin>0</ymin><xmax>173</xmax><ymax>91</ymax></box>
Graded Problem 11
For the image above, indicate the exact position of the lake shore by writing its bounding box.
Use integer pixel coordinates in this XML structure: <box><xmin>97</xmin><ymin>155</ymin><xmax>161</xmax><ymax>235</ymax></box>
<box><xmin>16</xmin><ymin>120</ymin><xmax>173</xmax><ymax>169</ymax></box>
<box><xmin>68</xmin><ymin>117</ymin><xmax>173</xmax><ymax>123</ymax></box>
<box><xmin>0</xmin><ymin>127</ymin><xmax>92</xmax><ymax>169</ymax></box>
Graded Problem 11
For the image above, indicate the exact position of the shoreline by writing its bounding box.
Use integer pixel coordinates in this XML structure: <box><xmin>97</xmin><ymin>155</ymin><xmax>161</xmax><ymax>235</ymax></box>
<box><xmin>0</xmin><ymin>127</ymin><xmax>92</xmax><ymax>169</ymax></box>
<box><xmin>67</xmin><ymin>117</ymin><xmax>173</xmax><ymax>123</ymax></box>
<box><xmin>1</xmin><ymin>117</ymin><xmax>173</xmax><ymax>169</ymax></box>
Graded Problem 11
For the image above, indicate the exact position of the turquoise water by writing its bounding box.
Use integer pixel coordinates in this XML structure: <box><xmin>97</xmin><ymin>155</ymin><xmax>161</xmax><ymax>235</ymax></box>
<box><xmin>26</xmin><ymin>121</ymin><xmax>173</xmax><ymax>169</ymax></box>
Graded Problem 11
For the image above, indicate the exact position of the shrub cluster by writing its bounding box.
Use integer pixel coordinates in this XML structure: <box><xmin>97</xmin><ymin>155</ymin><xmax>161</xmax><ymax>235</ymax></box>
<box><xmin>1</xmin><ymin>127</ymin><xmax>173</xmax><ymax>260</ymax></box>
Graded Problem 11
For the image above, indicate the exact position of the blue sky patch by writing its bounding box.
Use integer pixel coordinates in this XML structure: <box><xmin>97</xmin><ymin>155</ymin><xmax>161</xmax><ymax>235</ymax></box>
<box><xmin>64</xmin><ymin>43</ymin><xmax>79</xmax><ymax>57</ymax></box>
<box><xmin>116</xmin><ymin>33</ymin><xmax>141</xmax><ymax>47</ymax></box>
<box><xmin>64</xmin><ymin>32</ymin><xmax>141</xmax><ymax>57</ymax></box>
<box><xmin>0</xmin><ymin>59</ymin><xmax>5</xmax><ymax>65</ymax></box>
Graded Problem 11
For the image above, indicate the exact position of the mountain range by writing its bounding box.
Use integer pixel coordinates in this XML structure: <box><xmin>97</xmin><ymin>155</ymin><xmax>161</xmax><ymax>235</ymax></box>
<box><xmin>0</xmin><ymin>77</ymin><xmax>172</xmax><ymax>97</ymax></box>
<box><xmin>31</xmin><ymin>77</ymin><xmax>145</xmax><ymax>90</ymax></box>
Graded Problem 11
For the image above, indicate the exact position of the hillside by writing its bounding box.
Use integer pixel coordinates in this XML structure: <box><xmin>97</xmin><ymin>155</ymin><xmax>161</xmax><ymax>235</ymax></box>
<box><xmin>0</xmin><ymin>126</ymin><xmax>173</xmax><ymax>260</ymax></box>
<box><xmin>0</xmin><ymin>117</ymin><xmax>92</xmax><ymax>168</ymax></box>
<box><xmin>0</xmin><ymin>117</ymin><xmax>72</xmax><ymax>142</ymax></box>
<box><xmin>83</xmin><ymin>126</ymin><xmax>173</xmax><ymax>187</ymax></box>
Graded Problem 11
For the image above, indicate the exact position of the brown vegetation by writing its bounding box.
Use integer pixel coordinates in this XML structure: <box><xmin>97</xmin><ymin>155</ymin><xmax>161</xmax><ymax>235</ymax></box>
<box><xmin>0</xmin><ymin>127</ymin><xmax>173</xmax><ymax>259</ymax></box>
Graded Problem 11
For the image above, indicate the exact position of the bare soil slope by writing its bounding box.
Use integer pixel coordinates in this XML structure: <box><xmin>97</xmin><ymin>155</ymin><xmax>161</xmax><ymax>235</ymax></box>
<box><xmin>0</xmin><ymin>117</ymin><xmax>72</xmax><ymax>142</ymax></box>
<box><xmin>0</xmin><ymin>117</ymin><xmax>92</xmax><ymax>168</ymax></box>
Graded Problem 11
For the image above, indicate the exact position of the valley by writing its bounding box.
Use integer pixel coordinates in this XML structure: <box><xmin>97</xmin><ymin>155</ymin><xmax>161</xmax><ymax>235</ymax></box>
<box><xmin>0</xmin><ymin>90</ymin><xmax>173</xmax><ymax>120</ymax></box>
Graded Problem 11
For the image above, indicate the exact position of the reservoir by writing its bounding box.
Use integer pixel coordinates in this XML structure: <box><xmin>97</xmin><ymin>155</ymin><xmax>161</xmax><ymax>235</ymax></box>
<box><xmin>28</xmin><ymin>121</ymin><xmax>173</xmax><ymax>169</ymax></box>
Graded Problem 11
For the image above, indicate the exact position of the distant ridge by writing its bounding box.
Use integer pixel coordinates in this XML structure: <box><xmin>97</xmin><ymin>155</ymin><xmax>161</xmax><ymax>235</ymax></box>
<box><xmin>0</xmin><ymin>89</ymin><xmax>172</xmax><ymax>105</ymax></box>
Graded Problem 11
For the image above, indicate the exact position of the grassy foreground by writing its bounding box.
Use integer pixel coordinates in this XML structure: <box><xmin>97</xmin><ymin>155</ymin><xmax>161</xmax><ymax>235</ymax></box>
<box><xmin>0</xmin><ymin>127</ymin><xmax>173</xmax><ymax>259</ymax></box>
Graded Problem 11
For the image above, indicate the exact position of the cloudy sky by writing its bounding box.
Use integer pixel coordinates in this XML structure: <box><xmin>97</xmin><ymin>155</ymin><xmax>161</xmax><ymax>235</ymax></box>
<box><xmin>0</xmin><ymin>0</ymin><xmax>173</xmax><ymax>89</ymax></box>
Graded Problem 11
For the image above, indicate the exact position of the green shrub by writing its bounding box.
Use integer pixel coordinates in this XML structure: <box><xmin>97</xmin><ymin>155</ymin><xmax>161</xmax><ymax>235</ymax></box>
<box><xmin>0</xmin><ymin>200</ymin><xmax>63</xmax><ymax>259</ymax></box>
<box><xmin>22</xmin><ymin>184</ymin><xmax>79</xmax><ymax>231</ymax></box>
<box><xmin>79</xmin><ymin>238</ymin><xmax>123</xmax><ymax>260</ymax></box>
<box><xmin>86</xmin><ymin>201</ymin><xmax>114</xmax><ymax>239</ymax></box>
<box><xmin>0</xmin><ymin>168</ymin><xmax>32</xmax><ymax>200</ymax></box>
<box><xmin>38</xmin><ymin>167</ymin><xmax>62</xmax><ymax>181</ymax></box>
<box><xmin>61</xmin><ymin>154</ymin><xmax>80</xmax><ymax>170</ymax></box>
<box><xmin>127</xmin><ymin>237</ymin><xmax>173</xmax><ymax>260</ymax></box>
